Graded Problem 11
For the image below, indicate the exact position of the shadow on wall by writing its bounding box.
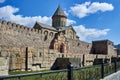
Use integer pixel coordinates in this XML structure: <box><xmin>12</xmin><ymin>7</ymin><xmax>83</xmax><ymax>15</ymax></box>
<box><xmin>49</xmin><ymin>33</ymin><xmax>58</xmax><ymax>49</ymax></box>
<box><xmin>51</xmin><ymin>58</ymin><xmax>81</xmax><ymax>70</ymax></box>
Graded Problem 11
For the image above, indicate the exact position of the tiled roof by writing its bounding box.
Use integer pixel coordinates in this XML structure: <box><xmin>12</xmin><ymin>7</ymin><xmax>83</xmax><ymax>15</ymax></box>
<box><xmin>36</xmin><ymin>22</ymin><xmax>57</xmax><ymax>31</ymax></box>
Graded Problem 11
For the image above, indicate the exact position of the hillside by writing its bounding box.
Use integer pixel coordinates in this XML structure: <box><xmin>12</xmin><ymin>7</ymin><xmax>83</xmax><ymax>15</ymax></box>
<box><xmin>115</xmin><ymin>44</ymin><xmax>120</xmax><ymax>49</ymax></box>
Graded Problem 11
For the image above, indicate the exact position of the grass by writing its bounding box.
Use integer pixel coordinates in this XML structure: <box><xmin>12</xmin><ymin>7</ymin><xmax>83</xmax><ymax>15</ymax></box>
<box><xmin>8</xmin><ymin>66</ymin><xmax>102</xmax><ymax>80</ymax></box>
<box><xmin>8</xmin><ymin>70</ymin><xmax>67</xmax><ymax>80</ymax></box>
<box><xmin>9</xmin><ymin>70</ymin><xmax>49</xmax><ymax>75</ymax></box>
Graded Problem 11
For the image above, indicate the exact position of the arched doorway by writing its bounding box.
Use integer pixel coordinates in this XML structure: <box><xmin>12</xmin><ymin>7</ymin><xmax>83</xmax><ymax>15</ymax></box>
<box><xmin>60</xmin><ymin>43</ymin><xmax>64</xmax><ymax>53</ymax></box>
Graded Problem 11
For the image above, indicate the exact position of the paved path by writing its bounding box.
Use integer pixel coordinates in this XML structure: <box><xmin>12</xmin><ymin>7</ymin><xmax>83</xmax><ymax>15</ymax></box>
<box><xmin>103</xmin><ymin>71</ymin><xmax>120</xmax><ymax>80</ymax></box>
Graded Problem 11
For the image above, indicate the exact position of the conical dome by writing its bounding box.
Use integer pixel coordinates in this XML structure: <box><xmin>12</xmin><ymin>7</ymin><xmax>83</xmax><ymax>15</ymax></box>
<box><xmin>52</xmin><ymin>5</ymin><xmax>67</xmax><ymax>18</ymax></box>
<box><xmin>52</xmin><ymin>5</ymin><xmax>67</xmax><ymax>28</ymax></box>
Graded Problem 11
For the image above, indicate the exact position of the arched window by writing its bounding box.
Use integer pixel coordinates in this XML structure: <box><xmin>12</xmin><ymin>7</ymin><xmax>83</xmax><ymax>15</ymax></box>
<box><xmin>61</xmin><ymin>21</ymin><xmax>64</xmax><ymax>27</ymax></box>
<box><xmin>77</xmin><ymin>43</ymin><xmax>80</xmax><ymax>46</ymax></box>
<box><xmin>69</xmin><ymin>31</ymin><xmax>73</xmax><ymax>39</ymax></box>
<box><xmin>44</xmin><ymin>31</ymin><xmax>48</xmax><ymax>41</ymax></box>
<box><xmin>39</xmin><ymin>52</ymin><xmax>42</xmax><ymax>57</ymax></box>
<box><xmin>0</xmin><ymin>52</ymin><xmax>1</xmax><ymax>57</ymax></box>
<box><xmin>49</xmin><ymin>32</ymin><xmax>53</xmax><ymax>38</ymax></box>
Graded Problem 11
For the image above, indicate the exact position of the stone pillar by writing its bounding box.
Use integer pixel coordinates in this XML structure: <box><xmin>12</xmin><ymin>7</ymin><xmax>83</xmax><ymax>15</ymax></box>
<box><xmin>82</xmin><ymin>54</ymin><xmax>86</xmax><ymax>66</ymax></box>
<box><xmin>0</xmin><ymin>57</ymin><xmax>8</xmax><ymax>75</ymax></box>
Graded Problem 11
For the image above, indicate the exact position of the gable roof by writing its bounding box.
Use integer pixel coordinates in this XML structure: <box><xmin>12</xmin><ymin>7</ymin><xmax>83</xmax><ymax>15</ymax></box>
<box><xmin>35</xmin><ymin>22</ymin><xmax>57</xmax><ymax>31</ymax></box>
<box><xmin>58</xmin><ymin>26</ymin><xmax>76</xmax><ymax>33</ymax></box>
<box><xmin>34</xmin><ymin>22</ymin><xmax>76</xmax><ymax>33</ymax></box>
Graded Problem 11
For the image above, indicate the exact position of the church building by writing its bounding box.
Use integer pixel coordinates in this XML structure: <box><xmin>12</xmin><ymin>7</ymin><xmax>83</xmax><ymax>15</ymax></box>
<box><xmin>33</xmin><ymin>5</ymin><xmax>83</xmax><ymax>54</ymax></box>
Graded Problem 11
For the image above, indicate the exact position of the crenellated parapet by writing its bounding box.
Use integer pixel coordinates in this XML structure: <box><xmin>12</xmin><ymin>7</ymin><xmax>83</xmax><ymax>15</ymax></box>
<box><xmin>0</xmin><ymin>20</ymin><xmax>44</xmax><ymax>36</ymax></box>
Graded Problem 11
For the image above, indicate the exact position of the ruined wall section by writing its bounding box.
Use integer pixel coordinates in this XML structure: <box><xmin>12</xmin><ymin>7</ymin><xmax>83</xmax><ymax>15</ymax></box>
<box><xmin>0</xmin><ymin>46</ymin><xmax>24</xmax><ymax>70</ymax></box>
<box><xmin>92</xmin><ymin>40</ymin><xmax>108</xmax><ymax>54</ymax></box>
<box><xmin>91</xmin><ymin>40</ymin><xmax>117</xmax><ymax>56</ymax></box>
<box><xmin>0</xmin><ymin>46</ymin><xmax>58</xmax><ymax>71</ymax></box>
<box><xmin>0</xmin><ymin>20</ymin><xmax>54</xmax><ymax>49</ymax></box>
<box><xmin>0</xmin><ymin>43</ymin><xmax>117</xmax><ymax>71</ymax></box>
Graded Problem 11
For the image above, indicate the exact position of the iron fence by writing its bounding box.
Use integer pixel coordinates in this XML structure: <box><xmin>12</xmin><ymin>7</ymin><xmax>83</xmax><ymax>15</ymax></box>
<box><xmin>0</xmin><ymin>61</ymin><xmax>120</xmax><ymax>80</ymax></box>
<box><xmin>0</xmin><ymin>69</ymin><xmax>68</xmax><ymax>80</ymax></box>
<box><xmin>73</xmin><ymin>65</ymin><xmax>101</xmax><ymax>80</ymax></box>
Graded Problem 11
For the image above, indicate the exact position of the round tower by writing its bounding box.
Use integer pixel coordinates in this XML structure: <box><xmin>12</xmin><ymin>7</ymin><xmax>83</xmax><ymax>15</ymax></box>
<box><xmin>52</xmin><ymin>5</ymin><xmax>67</xmax><ymax>29</ymax></box>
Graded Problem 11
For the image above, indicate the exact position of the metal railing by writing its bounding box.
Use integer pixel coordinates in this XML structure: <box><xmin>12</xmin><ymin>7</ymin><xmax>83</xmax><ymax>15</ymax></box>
<box><xmin>0</xmin><ymin>61</ymin><xmax>120</xmax><ymax>80</ymax></box>
<box><xmin>0</xmin><ymin>69</ymin><xmax>68</xmax><ymax>80</ymax></box>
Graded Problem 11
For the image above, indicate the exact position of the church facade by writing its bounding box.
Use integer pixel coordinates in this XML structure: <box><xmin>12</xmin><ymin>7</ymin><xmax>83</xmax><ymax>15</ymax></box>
<box><xmin>0</xmin><ymin>6</ymin><xmax>118</xmax><ymax>72</ymax></box>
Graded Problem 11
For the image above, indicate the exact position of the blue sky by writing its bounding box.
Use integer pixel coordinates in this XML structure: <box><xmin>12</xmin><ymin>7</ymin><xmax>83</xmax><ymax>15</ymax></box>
<box><xmin>0</xmin><ymin>0</ymin><xmax>120</xmax><ymax>45</ymax></box>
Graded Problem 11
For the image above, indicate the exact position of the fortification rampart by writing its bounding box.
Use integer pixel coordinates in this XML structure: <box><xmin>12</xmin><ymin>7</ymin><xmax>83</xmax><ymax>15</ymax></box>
<box><xmin>0</xmin><ymin>20</ymin><xmax>55</xmax><ymax>48</ymax></box>
<box><xmin>0</xmin><ymin>20</ymin><xmax>57</xmax><ymax>38</ymax></box>
<box><xmin>0</xmin><ymin>20</ymin><xmax>118</xmax><ymax>72</ymax></box>
<box><xmin>0</xmin><ymin>20</ymin><xmax>92</xmax><ymax>54</ymax></box>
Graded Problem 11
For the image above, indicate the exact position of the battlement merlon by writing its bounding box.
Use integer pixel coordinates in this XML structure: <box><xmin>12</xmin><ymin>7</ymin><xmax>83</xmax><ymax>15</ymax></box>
<box><xmin>0</xmin><ymin>20</ymin><xmax>43</xmax><ymax>34</ymax></box>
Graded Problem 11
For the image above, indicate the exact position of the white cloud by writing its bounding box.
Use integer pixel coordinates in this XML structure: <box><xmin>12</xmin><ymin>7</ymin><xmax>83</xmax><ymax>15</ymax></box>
<box><xmin>64</xmin><ymin>11</ymin><xmax>76</xmax><ymax>26</ymax></box>
<box><xmin>64</xmin><ymin>11</ymin><xmax>69</xmax><ymax>16</ymax></box>
<box><xmin>73</xmin><ymin>25</ymin><xmax>110</xmax><ymax>40</ymax></box>
<box><xmin>0</xmin><ymin>5</ymin><xmax>76</xmax><ymax>27</ymax></box>
<box><xmin>67</xmin><ymin>19</ymin><xmax>76</xmax><ymax>26</ymax></box>
<box><xmin>0</xmin><ymin>0</ymin><xmax>5</xmax><ymax>3</ymax></box>
<box><xmin>0</xmin><ymin>5</ymin><xmax>52</xmax><ymax>27</ymax></box>
<box><xmin>70</xmin><ymin>2</ymin><xmax>114</xmax><ymax>18</ymax></box>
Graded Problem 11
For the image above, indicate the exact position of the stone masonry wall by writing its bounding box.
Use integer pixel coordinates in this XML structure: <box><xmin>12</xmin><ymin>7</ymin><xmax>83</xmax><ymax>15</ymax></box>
<box><xmin>0</xmin><ymin>20</ymin><xmax>93</xmax><ymax>55</ymax></box>
<box><xmin>66</xmin><ymin>38</ymin><xmax>92</xmax><ymax>54</ymax></box>
<box><xmin>0</xmin><ymin>20</ymin><xmax>55</xmax><ymax>48</ymax></box>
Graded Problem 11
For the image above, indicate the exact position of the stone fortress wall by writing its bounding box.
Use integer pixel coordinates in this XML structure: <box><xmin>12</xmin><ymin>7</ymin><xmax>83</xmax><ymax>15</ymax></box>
<box><xmin>0</xmin><ymin>20</ymin><xmax>92</xmax><ymax>54</ymax></box>
<box><xmin>0</xmin><ymin>46</ymin><xmax>114</xmax><ymax>71</ymax></box>
<box><xmin>0</xmin><ymin>20</ymin><xmax>55</xmax><ymax>48</ymax></box>
<box><xmin>0</xmin><ymin>46</ymin><xmax>117</xmax><ymax>71</ymax></box>
<box><xmin>0</xmin><ymin>20</ymin><xmax>119</xmax><ymax>74</ymax></box>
